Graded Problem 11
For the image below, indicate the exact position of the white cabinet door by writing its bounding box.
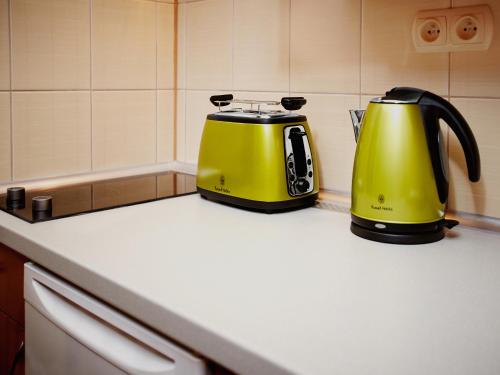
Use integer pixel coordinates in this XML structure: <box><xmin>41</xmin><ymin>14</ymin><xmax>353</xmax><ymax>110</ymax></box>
<box><xmin>24</xmin><ymin>263</ymin><xmax>207</xmax><ymax>375</ymax></box>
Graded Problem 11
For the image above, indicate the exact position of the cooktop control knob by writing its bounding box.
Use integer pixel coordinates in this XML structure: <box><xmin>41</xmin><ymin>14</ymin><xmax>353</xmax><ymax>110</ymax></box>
<box><xmin>32</xmin><ymin>196</ymin><xmax>53</xmax><ymax>212</ymax></box>
<box><xmin>6</xmin><ymin>187</ymin><xmax>26</xmax><ymax>208</ymax></box>
<box><xmin>296</xmin><ymin>179</ymin><xmax>310</xmax><ymax>193</ymax></box>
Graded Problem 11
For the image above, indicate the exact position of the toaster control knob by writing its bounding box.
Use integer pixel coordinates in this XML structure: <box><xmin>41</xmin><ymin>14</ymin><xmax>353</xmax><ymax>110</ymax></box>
<box><xmin>296</xmin><ymin>179</ymin><xmax>310</xmax><ymax>193</ymax></box>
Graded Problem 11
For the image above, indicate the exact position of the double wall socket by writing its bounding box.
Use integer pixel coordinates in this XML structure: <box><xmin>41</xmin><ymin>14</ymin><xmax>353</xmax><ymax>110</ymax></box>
<box><xmin>412</xmin><ymin>5</ymin><xmax>493</xmax><ymax>53</ymax></box>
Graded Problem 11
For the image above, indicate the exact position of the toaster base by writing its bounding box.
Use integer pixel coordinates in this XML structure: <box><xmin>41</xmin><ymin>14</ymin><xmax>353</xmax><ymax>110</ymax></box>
<box><xmin>198</xmin><ymin>187</ymin><xmax>317</xmax><ymax>213</ymax></box>
<box><xmin>350</xmin><ymin>215</ymin><xmax>446</xmax><ymax>245</ymax></box>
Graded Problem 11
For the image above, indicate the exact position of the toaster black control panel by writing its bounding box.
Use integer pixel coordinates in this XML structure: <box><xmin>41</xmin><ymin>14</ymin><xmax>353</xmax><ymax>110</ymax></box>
<box><xmin>284</xmin><ymin>125</ymin><xmax>314</xmax><ymax>197</ymax></box>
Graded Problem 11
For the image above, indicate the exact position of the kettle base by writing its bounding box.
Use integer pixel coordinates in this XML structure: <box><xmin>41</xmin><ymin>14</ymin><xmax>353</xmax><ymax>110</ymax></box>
<box><xmin>350</xmin><ymin>215</ymin><xmax>446</xmax><ymax>245</ymax></box>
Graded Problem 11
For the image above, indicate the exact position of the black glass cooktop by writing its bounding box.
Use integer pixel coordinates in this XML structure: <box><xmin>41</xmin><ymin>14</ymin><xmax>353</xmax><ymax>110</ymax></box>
<box><xmin>0</xmin><ymin>172</ymin><xmax>197</xmax><ymax>223</ymax></box>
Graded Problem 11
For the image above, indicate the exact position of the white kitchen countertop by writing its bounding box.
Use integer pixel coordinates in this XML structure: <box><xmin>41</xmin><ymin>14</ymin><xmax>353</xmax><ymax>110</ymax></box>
<box><xmin>1</xmin><ymin>194</ymin><xmax>500</xmax><ymax>375</ymax></box>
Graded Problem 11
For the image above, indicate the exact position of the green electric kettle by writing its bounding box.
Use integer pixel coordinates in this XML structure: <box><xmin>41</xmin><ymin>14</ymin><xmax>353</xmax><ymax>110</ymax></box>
<box><xmin>349</xmin><ymin>87</ymin><xmax>480</xmax><ymax>244</ymax></box>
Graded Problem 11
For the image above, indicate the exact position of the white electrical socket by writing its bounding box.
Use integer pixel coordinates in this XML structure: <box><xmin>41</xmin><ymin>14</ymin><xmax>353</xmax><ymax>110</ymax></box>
<box><xmin>412</xmin><ymin>5</ymin><xmax>494</xmax><ymax>53</ymax></box>
<box><xmin>414</xmin><ymin>17</ymin><xmax>447</xmax><ymax>47</ymax></box>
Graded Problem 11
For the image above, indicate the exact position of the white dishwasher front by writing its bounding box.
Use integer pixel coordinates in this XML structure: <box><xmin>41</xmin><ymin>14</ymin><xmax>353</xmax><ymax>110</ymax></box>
<box><xmin>24</xmin><ymin>263</ymin><xmax>208</xmax><ymax>375</ymax></box>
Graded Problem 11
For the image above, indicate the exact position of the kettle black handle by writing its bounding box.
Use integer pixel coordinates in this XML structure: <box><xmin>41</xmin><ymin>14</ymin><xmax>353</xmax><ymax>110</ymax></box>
<box><xmin>419</xmin><ymin>91</ymin><xmax>481</xmax><ymax>182</ymax></box>
<box><xmin>385</xmin><ymin>87</ymin><xmax>480</xmax><ymax>182</ymax></box>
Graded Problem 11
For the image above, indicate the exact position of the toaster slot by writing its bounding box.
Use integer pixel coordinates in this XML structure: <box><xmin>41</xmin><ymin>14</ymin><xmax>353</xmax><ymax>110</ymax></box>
<box><xmin>284</xmin><ymin>126</ymin><xmax>314</xmax><ymax>197</ymax></box>
<box><xmin>289</xmin><ymin>128</ymin><xmax>307</xmax><ymax>178</ymax></box>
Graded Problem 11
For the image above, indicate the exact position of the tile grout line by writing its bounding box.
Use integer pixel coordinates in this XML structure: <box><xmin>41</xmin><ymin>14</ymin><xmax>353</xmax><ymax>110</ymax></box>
<box><xmin>183</xmin><ymin>3</ymin><xmax>187</xmax><ymax>161</ymax></box>
<box><xmin>155</xmin><ymin>1</ymin><xmax>158</xmax><ymax>164</ymax></box>
<box><xmin>447</xmin><ymin>0</ymin><xmax>452</xmax><ymax>213</ymax></box>
<box><xmin>5</xmin><ymin>88</ymin><xmax>161</xmax><ymax>92</ymax></box>
<box><xmin>172</xmin><ymin>0</ymin><xmax>178</xmax><ymax>161</ymax></box>
<box><xmin>89</xmin><ymin>0</ymin><xmax>93</xmax><ymax>172</ymax></box>
<box><xmin>288</xmin><ymin>0</ymin><xmax>291</xmax><ymax>96</ymax></box>
<box><xmin>8</xmin><ymin>0</ymin><xmax>13</xmax><ymax>181</ymax></box>
<box><xmin>359</xmin><ymin>0</ymin><xmax>363</xmax><ymax>109</ymax></box>
<box><xmin>232</xmin><ymin>0</ymin><xmax>234</xmax><ymax>93</ymax></box>
<box><xmin>1</xmin><ymin>88</ymin><xmax>498</xmax><ymax>100</ymax></box>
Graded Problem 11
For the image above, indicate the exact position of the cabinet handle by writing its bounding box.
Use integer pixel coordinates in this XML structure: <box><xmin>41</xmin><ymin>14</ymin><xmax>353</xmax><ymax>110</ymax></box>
<box><xmin>31</xmin><ymin>280</ymin><xmax>176</xmax><ymax>374</ymax></box>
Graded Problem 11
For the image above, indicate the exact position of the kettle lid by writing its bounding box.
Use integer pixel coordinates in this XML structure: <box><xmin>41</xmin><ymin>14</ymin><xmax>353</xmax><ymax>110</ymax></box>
<box><xmin>371</xmin><ymin>87</ymin><xmax>426</xmax><ymax>104</ymax></box>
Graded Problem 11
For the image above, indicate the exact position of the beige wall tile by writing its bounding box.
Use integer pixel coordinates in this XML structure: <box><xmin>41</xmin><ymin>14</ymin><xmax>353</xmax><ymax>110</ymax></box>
<box><xmin>185</xmin><ymin>0</ymin><xmax>232</xmax><ymax>90</ymax></box>
<box><xmin>11</xmin><ymin>0</ymin><xmax>90</xmax><ymax>90</ymax></box>
<box><xmin>448</xmin><ymin>98</ymin><xmax>500</xmax><ymax>217</ymax></box>
<box><xmin>290</xmin><ymin>0</ymin><xmax>361</xmax><ymax>94</ymax></box>
<box><xmin>361</xmin><ymin>0</ymin><xmax>449</xmax><ymax>96</ymax></box>
<box><xmin>0</xmin><ymin>0</ymin><xmax>9</xmax><ymax>90</ymax></box>
<box><xmin>12</xmin><ymin>91</ymin><xmax>91</xmax><ymax>180</ymax></box>
<box><xmin>298</xmin><ymin>93</ymin><xmax>359</xmax><ymax>193</ymax></box>
<box><xmin>235</xmin><ymin>91</ymin><xmax>288</xmax><ymax>103</ymax></box>
<box><xmin>176</xmin><ymin>89</ymin><xmax>186</xmax><ymax>160</ymax></box>
<box><xmin>0</xmin><ymin>93</ymin><xmax>10</xmax><ymax>181</ymax></box>
<box><xmin>157</xmin><ymin>2</ymin><xmax>175</xmax><ymax>89</ymax></box>
<box><xmin>450</xmin><ymin>0</ymin><xmax>500</xmax><ymax>98</ymax></box>
<box><xmin>234</xmin><ymin>0</ymin><xmax>290</xmax><ymax>92</ymax></box>
<box><xmin>92</xmin><ymin>0</ymin><xmax>156</xmax><ymax>89</ymax></box>
<box><xmin>157</xmin><ymin>90</ymin><xmax>174</xmax><ymax>162</ymax></box>
<box><xmin>176</xmin><ymin>4</ymin><xmax>187</xmax><ymax>90</ymax></box>
<box><xmin>92</xmin><ymin>91</ymin><xmax>156</xmax><ymax>170</ymax></box>
<box><xmin>185</xmin><ymin>90</ymin><xmax>224</xmax><ymax>163</ymax></box>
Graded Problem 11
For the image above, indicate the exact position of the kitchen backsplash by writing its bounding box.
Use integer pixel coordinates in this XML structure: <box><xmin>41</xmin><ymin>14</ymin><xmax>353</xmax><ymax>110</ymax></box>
<box><xmin>176</xmin><ymin>0</ymin><xmax>500</xmax><ymax>219</ymax></box>
<box><xmin>1</xmin><ymin>0</ymin><xmax>499</xmax><ymax>220</ymax></box>
<box><xmin>0</xmin><ymin>0</ymin><xmax>175</xmax><ymax>181</ymax></box>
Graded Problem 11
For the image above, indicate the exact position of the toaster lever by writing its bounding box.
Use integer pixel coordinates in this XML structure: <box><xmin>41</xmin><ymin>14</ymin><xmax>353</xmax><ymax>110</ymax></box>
<box><xmin>281</xmin><ymin>97</ymin><xmax>307</xmax><ymax>111</ymax></box>
<box><xmin>210</xmin><ymin>94</ymin><xmax>233</xmax><ymax>108</ymax></box>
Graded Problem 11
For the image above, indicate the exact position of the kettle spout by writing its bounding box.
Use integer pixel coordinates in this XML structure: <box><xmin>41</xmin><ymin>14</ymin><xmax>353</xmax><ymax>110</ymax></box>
<box><xmin>349</xmin><ymin>110</ymin><xmax>365</xmax><ymax>143</ymax></box>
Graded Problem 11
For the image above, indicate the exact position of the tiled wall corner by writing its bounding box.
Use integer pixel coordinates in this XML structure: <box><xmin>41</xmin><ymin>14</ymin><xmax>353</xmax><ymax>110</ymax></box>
<box><xmin>0</xmin><ymin>92</ymin><xmax>10</xmax><ymax>181</ymax></box>
<box><xmin>92</xmin><ymin>0</ymin><xmax>156</xmax><ymax>90</ymax></box>
<box><xmin>0</xmin><ymin>0</ymin><xmax>9</xmax><ymax>90</ymax></box>
<box><xmin>92</xmin><ymin>90</ymin><xmax>156</xmax><ymax>171</ymax></box>
<box><xmin>11</xmin><ymin>0</ymin><xmax>90</xmax><ymax>90</ymax></box>
<box><xmin>185</xmin><ymin>0</ymin><xmax>232</xmax><ymax>90</ymax></box>
<box><xmin>361</xmin><ymin>0</ymin><xmax>450</xmax><ymax>96</ymax></box>
<box><xmin>233</xmin><ymin>0</ymin><xmax>290</xmax><ymax>92</ymax></box>
<box><xmin>157</xmin><ymin>90</ymin><xmax>175</xmax><ymax>162</ymax></box>
<box><xmin>157</xmin><ymin>1</ymin><xmax>175</xmax><ymax>90</ymax></box>
<box><xmin>448</xmin><ymin>98</ymin><xmax>500</xmax><ymax>218</ymax></box>
<box><xmin>290</xmin><ymin>0</ymin><xmax>361</xmax><ymax>94</ymax></box>
<box><xmin>12</xmin><ymin>91</ymin><xmax>91</xmax><ymax>180</ymax></box>
<box><xmin>450</xmin><ymin>0</ymin><xmax>500</xmax><ymax>98</ymax></box>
